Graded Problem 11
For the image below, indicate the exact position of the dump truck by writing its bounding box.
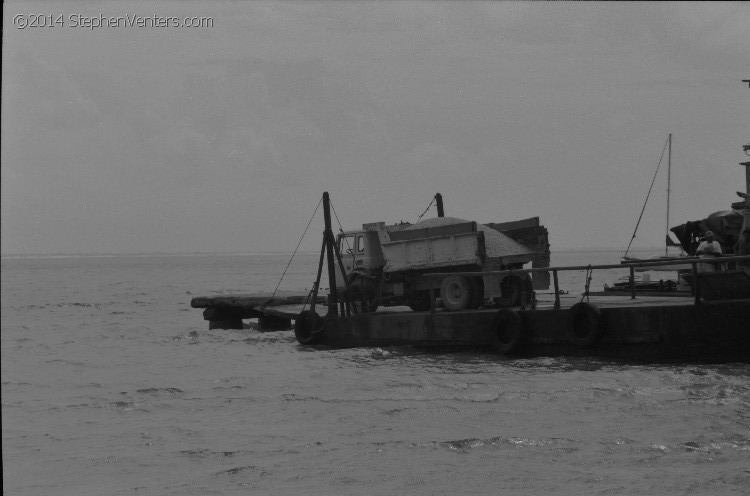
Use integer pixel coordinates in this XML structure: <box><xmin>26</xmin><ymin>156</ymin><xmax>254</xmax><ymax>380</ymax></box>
<box><xmin>336</xmin><ymin>195</ymin><xmax>550</xmax><ymax>312</ymax></box>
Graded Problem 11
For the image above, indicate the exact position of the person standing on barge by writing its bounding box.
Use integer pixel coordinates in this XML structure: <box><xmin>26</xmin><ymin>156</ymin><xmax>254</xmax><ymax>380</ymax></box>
<box><xmin>696</xmin><ymin>231</ymin><xmax>723</xmax><ymax>272</ymax></box>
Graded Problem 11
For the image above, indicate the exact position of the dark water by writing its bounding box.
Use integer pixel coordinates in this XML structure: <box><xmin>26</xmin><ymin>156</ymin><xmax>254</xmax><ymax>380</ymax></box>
<box><xmin>2</xmin><ymin>251</ymin><xmax>749</xmax><ymax>495</ymax></box>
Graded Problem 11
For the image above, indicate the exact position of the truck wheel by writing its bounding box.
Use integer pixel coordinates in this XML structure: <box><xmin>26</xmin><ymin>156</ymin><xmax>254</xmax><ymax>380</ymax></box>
<box><xmin>348</xmin><ymin>274</ymin><xmax>380</xmax><ymax>313</ymax></box>
<box><xmin>501</xmin><ymin>276</ymin><xmax>522</xmax><ymax>306</ymax></box>
<box><xmin>440</xmin><ymin>275</ymin><xmax>476</xmax><ymax>311</ymax></box>
<box><xmin>470</xmin><ymin>277</ymin><xmax>484</xmax><ymax>309</ymax></box>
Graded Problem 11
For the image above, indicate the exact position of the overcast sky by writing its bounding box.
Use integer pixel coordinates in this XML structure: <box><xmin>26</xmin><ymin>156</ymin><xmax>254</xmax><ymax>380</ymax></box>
<box><xmin>2</xmin><ymin>1</ymin><xmax>749</xmax><ymax>255</ymax></box>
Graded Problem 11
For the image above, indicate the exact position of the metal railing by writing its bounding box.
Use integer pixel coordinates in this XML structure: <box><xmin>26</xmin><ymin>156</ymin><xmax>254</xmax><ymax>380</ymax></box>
<box><xmin>424</xmin><ymin>255</ymin><xmax>750</xmax><ymax>309</ymax></box>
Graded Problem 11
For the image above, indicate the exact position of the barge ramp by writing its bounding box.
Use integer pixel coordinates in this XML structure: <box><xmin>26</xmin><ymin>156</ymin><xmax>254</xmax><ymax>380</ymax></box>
<box><xmin>191</xmin><ymin>294</ymin><xmax>325</xmax><ymax>330</ymax></box>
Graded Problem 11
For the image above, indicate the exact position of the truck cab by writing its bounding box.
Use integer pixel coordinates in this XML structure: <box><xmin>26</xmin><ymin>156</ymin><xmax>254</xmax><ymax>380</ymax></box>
<box><xmin>337</xmin><ymin>230</ymin><xmax>385</xmax><ymax>277</ymax></box>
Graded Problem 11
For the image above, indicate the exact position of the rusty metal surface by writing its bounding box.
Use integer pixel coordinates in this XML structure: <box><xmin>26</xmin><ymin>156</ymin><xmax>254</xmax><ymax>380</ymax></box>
<box><xmin>190</xmin><ymin>294</ymin><xmax>319</xmax><ymax>309</ymax></box>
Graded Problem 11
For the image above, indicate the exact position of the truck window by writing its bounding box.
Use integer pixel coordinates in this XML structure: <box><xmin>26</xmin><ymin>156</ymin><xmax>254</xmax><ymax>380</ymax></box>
<box><xmin>357</xmin><ymin>235</ymin><xmax>366</xmax><ymax>252</ymax></box>
<box><xmin>339</xmin><ymin>235</ymin><xmax>355</xmax><ymax>253</ymax></box>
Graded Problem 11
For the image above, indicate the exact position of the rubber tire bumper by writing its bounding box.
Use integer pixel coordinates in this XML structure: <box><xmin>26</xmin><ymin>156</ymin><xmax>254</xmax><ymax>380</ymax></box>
<box><xmin>294</xmin><ymin>310</ymin><xmax>325</xmax><ymax>345</ymax></box>
<box><xmin>566</xmin><ymin>302</ymin><xmax>602</xmax><ymax>347</ymax></box>
<box><xmin>492</xmin><ymin>309</ymin><xmax>524</xmax><ymax>354</ymax></box>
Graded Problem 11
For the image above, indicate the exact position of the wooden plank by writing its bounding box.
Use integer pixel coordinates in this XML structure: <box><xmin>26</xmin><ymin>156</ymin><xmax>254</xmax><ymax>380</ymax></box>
<box><xmin>191</xmin><ymin>294</ymin><xmax>323</xmax><ymax>309</ymax></box>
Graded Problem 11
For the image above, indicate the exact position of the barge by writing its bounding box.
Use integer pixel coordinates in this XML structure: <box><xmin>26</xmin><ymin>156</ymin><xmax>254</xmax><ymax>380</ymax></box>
<box><xmin>191</xmin><ymin>192</ymin><xmax>750</xmax><ymax>362</ymax></box>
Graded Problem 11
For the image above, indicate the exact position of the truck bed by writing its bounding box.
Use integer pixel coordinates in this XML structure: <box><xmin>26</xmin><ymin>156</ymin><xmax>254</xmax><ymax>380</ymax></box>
<box><xmin>382</xmin><ymin>223</ymin><xmax>484</xmax><ymax>272</ymax></box>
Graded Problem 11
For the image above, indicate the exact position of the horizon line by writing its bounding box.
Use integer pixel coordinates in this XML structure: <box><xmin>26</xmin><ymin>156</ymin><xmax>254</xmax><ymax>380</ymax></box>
<box><xmin>0</xmin><ymin>246</ymin><xmax>641</xmax><ymax>259</ymax></box>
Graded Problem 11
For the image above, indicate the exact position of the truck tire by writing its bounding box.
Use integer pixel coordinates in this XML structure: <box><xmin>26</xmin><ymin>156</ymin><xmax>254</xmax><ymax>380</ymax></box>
<box><xmin>348</xmin><ymin>274</ymin><xmax>380</xmax><ymax>313</ymax></box>
<box><xmin>440</xmin><ymin>275</ymin><xmax>477</xmax><ymax>311</ymax></box>
<box><xmin>470</xmin><ymin>276</ymin><xmax>484</xmax><ymax>309</ymax></box>
<box><xmin>501</xmin><ymin>275</ymin><xmax>524</xmax><ymax>306</ymax></box>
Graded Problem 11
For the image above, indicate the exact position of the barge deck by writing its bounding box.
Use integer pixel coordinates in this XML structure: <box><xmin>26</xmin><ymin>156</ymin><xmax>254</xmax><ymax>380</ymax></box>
<box><xmin>190</xmin><ymin>290</ymin><xmax>750</xmax><ymax>362</ymax></box>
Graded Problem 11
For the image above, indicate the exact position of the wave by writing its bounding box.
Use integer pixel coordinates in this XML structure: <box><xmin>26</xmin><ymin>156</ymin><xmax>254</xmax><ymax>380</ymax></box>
<box><xmin>410</xmin><ymin>436</ymin><xmax>576</xmax><ymax>452</ymax></box>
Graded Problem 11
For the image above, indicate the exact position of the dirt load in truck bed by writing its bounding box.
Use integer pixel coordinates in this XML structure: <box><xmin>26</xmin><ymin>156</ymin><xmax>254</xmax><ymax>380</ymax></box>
<box><xmin>401</xmin><ymin>216</ymin><xmax>532</xmax><ymax>258</ymax></box>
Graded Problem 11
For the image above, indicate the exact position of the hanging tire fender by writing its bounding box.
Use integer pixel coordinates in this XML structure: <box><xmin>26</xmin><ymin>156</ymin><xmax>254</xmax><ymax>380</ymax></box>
<box><xmin>566</xmin><ymin>302</ymin><xmax>602</xmax><ymax>347</ymax></box>
<box><xmin>491</xmin><ymin>309</ymin><xmax>525</xmax><ymax>354</ymax></box>
<box><xmin>294</xmin><ymin>310</ymin><xmax>325</xmax><ymax>345</ymax></box>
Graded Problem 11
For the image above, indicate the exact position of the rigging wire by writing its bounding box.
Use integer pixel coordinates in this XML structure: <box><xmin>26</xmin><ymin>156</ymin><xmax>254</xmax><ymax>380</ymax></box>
<box><xmin>267</xmin><ymin>196</ymin><xmax>323</xmax><ymax>303</ymax></box>
<box><xmin>328</xmin><ymin>199</ymin><xmax>358</xmax><ymax>316</ymax></box>
<box><xmin>415</xmin><ymin>198</ymin><xmax>436</xmax><ymax>223</ymax></box>
<box><xmin>580</xmin><ymin>265</ymin><xmax>593</xmax><ymax>303</ymax></box>
<box><xmin>329</xmin><ymin>200</ymin><xmax>346</xmax><ymax>235</ymax></box>
<box><xmin>329</xmin><ymin>200</ymin><xmax>353</xmax><ymax>253</ymax></box>
<box><xmin>623</xmin><ymin>135</ymin><xmax>670</xmax><ymax>258</ymax></box>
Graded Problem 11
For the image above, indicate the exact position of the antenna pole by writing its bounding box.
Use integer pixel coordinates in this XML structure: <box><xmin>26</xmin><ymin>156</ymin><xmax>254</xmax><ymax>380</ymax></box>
<box><xmin>665</xmin><ymin>133</ymin><xmax>672</xmax><ymax>256</ymax></box>
<box><xmin>624</xmin><ymin>134</ymin><xmax>669</xmax><ymax>258</ymax></box>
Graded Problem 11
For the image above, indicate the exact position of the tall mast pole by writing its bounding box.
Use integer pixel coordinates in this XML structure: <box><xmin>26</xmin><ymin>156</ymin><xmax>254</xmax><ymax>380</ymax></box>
<box><xmin>665</xmin><ymin>133</ymin><xmax>672</xmax><ymax>256</ymax></box>
<box><xmin>744</xmin><ymin>80</ymin><xmax>750</xmax><ymax>210</ymax></box>
<box><xmin>322</xmin><ymin>192</ymin><xmax>339</xmax><ymax>317</ymax></box>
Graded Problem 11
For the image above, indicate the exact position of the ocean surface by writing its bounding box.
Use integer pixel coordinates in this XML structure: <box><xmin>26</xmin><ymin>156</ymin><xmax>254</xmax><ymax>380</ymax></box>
<box><xmin>2</xmin><ymin>249</ymin><xmax>749</xmax><ymax>495</ymax></box>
